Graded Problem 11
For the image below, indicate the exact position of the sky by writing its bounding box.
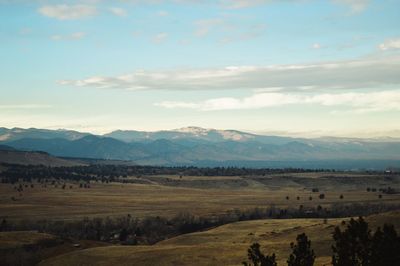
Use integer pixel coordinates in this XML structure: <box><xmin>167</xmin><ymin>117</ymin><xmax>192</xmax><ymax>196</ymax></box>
<box><xmin>0</xmin><ymin>0</ymin><xmax>400</xmax><ymax>137</ymax></box>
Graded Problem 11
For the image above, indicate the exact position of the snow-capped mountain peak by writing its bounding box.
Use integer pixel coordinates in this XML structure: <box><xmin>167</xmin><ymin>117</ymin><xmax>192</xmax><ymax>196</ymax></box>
<box><xmin>174</xmin><ymin>126</ymin><xmax>211</xmax><ymax>135</ymax></box>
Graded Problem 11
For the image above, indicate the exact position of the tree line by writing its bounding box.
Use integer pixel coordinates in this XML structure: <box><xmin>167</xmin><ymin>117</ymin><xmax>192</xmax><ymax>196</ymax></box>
<box><xmin>1</xmin><ymin>202</ymin><xmax>399</xmax><ymax>245</ymax></box>
<box><xmin>0</xmin><ymin>163</ymin><xmax>348</xmax><ymax>184</ymax></box>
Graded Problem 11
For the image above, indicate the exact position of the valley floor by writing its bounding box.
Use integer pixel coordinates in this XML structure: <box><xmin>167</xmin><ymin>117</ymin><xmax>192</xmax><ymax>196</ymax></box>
<box><xmin>1</xmin><ymin>172</ymin><xmax>399</xmax><ymax>220</ymax></box>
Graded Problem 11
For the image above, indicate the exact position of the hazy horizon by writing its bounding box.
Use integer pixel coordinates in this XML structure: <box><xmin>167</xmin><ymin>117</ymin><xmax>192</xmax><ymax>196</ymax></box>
<box><xmin>2</xmin><ymin>125</ymin><xmax>400</xmax><ymax>140</ymax></box>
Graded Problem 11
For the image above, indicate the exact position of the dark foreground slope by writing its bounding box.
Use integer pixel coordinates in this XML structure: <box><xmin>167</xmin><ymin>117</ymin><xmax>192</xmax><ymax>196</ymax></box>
<box><xmin>39</xmin><ymin>211</ymin><xmax>400</xmax><ymax>266</ymax></box>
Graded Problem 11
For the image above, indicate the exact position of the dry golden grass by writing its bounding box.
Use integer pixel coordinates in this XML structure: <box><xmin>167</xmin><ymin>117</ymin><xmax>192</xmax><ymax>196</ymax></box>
<box><xmin>1</xmin><ymin>173</ymin><xmax>399</xmax><ymax>265</ymax></box>
<box><xmin>1</xmin><ymin>176</ymin><xmax>398</xmax><ymax>221</ymax></box>
<box><xmin>39</xmin><ymin>211</ymin><xmax>400</xmax><ymax>266</ymax></box>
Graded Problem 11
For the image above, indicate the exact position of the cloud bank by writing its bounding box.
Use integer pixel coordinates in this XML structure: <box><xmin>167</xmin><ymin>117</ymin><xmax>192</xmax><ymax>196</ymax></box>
<box><xmin>379</xmin><ymin>38</ymin><xmax>400</xmax><ymax>51</ymax></box>
<box><xmin>155</xmin><ymin>90</ymin><xmax>400</xmax><ymax>113</ymax></box>
<box><xmin>59</xmin><ymin>56</ymin><xmax>400</xmax><ymax>92</ymax></box>
<box><xmin>36</xmin><ymin>0</ymin><xmax>369</xmax><ymax>21</ymax></box>
<box><xmin>220</xmin><ymin>0</ymin><xmax>369</xmax><ymax>11</ymax></box>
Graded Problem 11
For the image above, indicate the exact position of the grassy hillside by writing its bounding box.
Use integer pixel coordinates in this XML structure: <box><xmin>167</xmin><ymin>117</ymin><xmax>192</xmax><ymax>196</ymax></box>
<box><xmin>39</xmin><ymin>211</ymin><xmax>400</xmax><ymax>266</ymax></box>
<box><xmin>0</xmin><ymin>150</ymin><xmax>84</xmax><ymax>167</ymax></box>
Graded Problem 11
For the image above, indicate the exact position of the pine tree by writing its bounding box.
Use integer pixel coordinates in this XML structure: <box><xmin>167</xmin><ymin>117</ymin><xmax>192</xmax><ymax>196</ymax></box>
<box><xmin>332</xmin><ymin>217</ymin><xmax>371</xmax><ymax>266</ymax></box>
<box><xmin>287</xmin><ymin>233</ymin><xmax>315</xmax><ymax>266</ymax></box>
<box><xmin>370</xmin><ymin>224</ymin><xmax>400</xmax><ymax>266</ymax></box>
<box><xmin>243</xmin><ymin>242</ymin><xmax>277</xmax><ymax>266</ymax></box>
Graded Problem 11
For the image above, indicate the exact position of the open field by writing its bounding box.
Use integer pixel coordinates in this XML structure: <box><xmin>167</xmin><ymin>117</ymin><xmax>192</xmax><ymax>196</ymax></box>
<box><xmin>39</xmin><ymin>211</ymin><xmax>400</xmax><ymax>266</ymax></box>
<box><xmin>1</xmin><ymin>173</ymin><xmax>400</xmax><ymax>221</ymax></box>
<box><xmin>1</xmin><ymin>171</ymin><xmax>399</xmax><ymax>265</ymax></box>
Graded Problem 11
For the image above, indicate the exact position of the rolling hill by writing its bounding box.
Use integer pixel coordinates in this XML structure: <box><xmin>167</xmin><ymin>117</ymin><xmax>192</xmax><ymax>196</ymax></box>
<box><xmin>0</xmin><ymin>145</ymin><xmax>83</xmax><ymax>167</ymax></box>
<box><xmin>39</xmin><ymin>211</ymin><xmax>400</xmax><ymax>266</ymax></box>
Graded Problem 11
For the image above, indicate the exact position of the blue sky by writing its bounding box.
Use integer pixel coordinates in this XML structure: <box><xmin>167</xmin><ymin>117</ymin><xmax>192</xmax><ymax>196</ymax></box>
<box><xmin>1</xmin><ymin>0</ymin><xmax>400</xmax><ymax>137</ymax></box>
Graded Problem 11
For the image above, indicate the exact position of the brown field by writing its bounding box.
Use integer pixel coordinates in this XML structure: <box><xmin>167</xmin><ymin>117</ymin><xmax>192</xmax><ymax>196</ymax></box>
<box><xmin>0</xmin><ymin>172</ymin><xmax>399</xmax><ymax>265</ymax></box>
<box><xmin>38</xmin><ymin>211</ymin><xmax>400</xmax><ymax>266</ymax></box>
<box><xmin>1</xmin><ymin>173</ymin><xmax>399</xmax><ymax>221</ymax></box>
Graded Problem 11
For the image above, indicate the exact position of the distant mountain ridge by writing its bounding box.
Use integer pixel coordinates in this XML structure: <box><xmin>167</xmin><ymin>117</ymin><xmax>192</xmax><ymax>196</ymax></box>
<box><xmin>1</xmin><ymin>127</ymin><xmax>400</xmax><ymax>169</ymax></box>
<box><xmin>0</xmin><ymin>127</ymin><xmax>89</xmax><ymax>142</ymax></box>
<box><xmin>104</xmin><ymin>126</ymin><xmax>281</xmax><ymax>143</ymax></box>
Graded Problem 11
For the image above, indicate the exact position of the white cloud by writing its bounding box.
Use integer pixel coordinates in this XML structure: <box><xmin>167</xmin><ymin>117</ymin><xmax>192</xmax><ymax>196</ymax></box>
<box><xmin>333</xmin><ymin>0</ymin><xmax>369</xmax><ymax>13</ymax></box>
<box><xmin>109</xmin><ymin>7</ymin><xmax>127</xmax><ymax>17</ymax></box>
<box><xmin>312</xmin><ymin>43</ymin><xmax>321</xmax><ymax>49</ymax></box>
<box><xmin>220</xmin><ymin>0</ymin><xmax>369</xmax><ymax>12</ymax></box>
<box><xmin>59</xmin><ymin>56</ymin><xmax>400</xmax><ymax>92</ymax></box>
<box><xmin>153</xmin><ymin>32</ymin><xmax>168</xmax><ymax>43</ymax></box>
<box><xmin>155</xmin><ymin>90</ymin><xmax>400</xmax><ymax>113</ymax></box>
<box><xmin>38</xmin><ymin>4</ymin><xmax>97</xmax><ymax>20</ymax></box>
<box><xmin>220</xmin><ymin>0</ymin><xmax>270</xmax><ymax>9</ymax></box>
<box><xmin>379</xmin><ymin>38</ymin><xmax>400</xmax><ymax>51</ymax></box>
<box><xmin>51</xmin><ymin>32</ymin><xmax>86</xmax><ymax>41</ymax></box>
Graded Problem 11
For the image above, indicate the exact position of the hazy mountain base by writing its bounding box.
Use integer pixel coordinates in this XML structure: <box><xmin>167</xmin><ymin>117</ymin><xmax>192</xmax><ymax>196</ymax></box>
<box><xmin>1</xmin><ymin>127</ymin><xmax>400</xmax><ymax>170</ymax></box>
<box><xmin>188</xmin><ymin>159</ymin><xmax>400</xmax><ymax>170</ymax></box>
<box><xmin>1</xmin><ymin>146</ymin><xmax>400</xmax><ymax>170</ymax></box>
<box><xmin>2</xmin><ymin>136</ymin><xmax>400</xmax><ymax>170</ymax></box>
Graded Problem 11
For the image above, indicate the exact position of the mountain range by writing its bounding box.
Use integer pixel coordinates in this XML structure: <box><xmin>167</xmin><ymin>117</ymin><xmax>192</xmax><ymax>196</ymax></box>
<box><xmin>1</xmin><ymin>127</ymin><xmax>399</xmax><ymax>169</ymax></box>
